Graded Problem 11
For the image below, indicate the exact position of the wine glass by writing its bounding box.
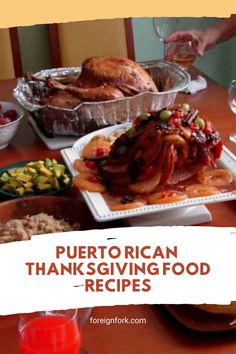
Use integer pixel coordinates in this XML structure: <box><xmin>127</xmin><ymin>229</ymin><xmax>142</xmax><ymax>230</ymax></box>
<box><xmin>18</xmin><ymin>309</ymin><xmax>81</xmax><ymax>354</ymax></box>
<box><xmin>164</xmin><ymin>38</ymin><xmax>197</xmax><ymax>71</ymax></box>
<box><xmin>78</xmin><ymin>307</ymin><xmax>92</xmax><ymax>327</ymax></box>
<box><xmin>153</xmin><ymin>17</ymin><xmax>179</xmax><ymax>56</ymax></box>
<box><xmin>228</xmin><ymin>79</ymin><xmax>236</xmax><ymax>143</ymax></box>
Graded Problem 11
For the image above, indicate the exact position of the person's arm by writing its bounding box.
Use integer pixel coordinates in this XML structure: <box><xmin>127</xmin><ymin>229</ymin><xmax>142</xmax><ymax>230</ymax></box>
<box><xmin>213</xmin><ymin>14</ymin><xmax>236</xmax><ymax>42</ymax></box>
<box><xmin>164</xmin><ymin>15</ymin><xmax>236</xmax><ymax>56</ymax></box>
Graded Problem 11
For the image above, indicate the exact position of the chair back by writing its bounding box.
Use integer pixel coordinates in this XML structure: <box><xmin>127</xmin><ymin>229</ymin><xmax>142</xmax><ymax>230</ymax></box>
<box><xmin>0</xmin><ymin>28</ymin><xmax>22</xmax><ymax>79</ymax></box>
<box><xmin>48</xmin><ymin>18</ymin><xmax>135</xmax><ymax>68</ymax></box>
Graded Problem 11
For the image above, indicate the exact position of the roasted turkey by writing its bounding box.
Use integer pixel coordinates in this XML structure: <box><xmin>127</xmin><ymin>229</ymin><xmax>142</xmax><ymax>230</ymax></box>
<box><xmin>99</xmin><ymin>104</ymin><xmax>223</xmax><ymax>194</ymax></box>
<box><xmin>75</xmin><ymin>56</ymin><xmax>158</xmax><ymax>94</ymax></box>
<box><xmin>39</xmin><ymin>56</ymin><xmax>158</xmax><ymax>106</ymax></box>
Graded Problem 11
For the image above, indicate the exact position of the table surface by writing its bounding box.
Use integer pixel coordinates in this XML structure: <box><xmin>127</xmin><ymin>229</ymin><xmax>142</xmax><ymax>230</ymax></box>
<box><xmin>0</xmin><ymin>68</ymin><xmax>236</xmax><ymax>353</ymax></box>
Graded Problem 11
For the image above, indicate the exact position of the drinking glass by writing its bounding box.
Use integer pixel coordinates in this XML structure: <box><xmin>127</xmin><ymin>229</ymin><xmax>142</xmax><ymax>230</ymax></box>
<box><xmin>164</xmin><ymin>38</ymin><xmax>197</xmax><ymax>70</ymax></box>
<box><xmin>78</xmin><ymin>307</ymin><xmax>92</xmax><ymax>327</ymax></box>
<box><xmin>153</xmin><ymin>17</ymin><xmax>179</xmax><ymax>56</ymax></box>
<box><xmin>153</xmin><ymin>17</ymin><xmax>179</xmax><ymax>41</ymax></box>
<box><xmin>19</xmin><ymin>309</ymin><xmax>81</xmax><ymax>354</ymax></box>
<box><xmin>228</xmin><ymin>79</ymin><xmax>236</xmax><ymax>143</ymax></box>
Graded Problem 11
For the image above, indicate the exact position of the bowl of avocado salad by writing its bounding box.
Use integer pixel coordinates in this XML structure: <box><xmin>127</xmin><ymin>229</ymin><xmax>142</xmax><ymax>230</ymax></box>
<box><xmin>0</xmin><ymin>158</ymin><xmax>72</xmax><ymax>198</ymax></box>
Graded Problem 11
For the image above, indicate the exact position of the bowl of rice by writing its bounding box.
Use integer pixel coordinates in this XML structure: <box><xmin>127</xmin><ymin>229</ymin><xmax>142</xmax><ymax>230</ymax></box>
<box><xmin>0</xmin><ymin>196</ymin><xmax>83</xmax><ymax>243</ymax></box>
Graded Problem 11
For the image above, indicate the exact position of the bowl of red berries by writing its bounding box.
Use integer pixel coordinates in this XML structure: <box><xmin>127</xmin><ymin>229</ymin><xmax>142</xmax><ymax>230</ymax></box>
<box><xmin>0</xmin><ymin>101</ymin><xmax>24</xmax><ymax>150</ymax></box>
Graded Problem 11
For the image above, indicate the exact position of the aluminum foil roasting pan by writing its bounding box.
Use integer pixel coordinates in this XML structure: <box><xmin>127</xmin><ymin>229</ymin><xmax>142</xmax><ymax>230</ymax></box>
<box><xmin>13</xmin><ymin>60</ymin><xmax>190</xmax><ymax>137</ymax></box>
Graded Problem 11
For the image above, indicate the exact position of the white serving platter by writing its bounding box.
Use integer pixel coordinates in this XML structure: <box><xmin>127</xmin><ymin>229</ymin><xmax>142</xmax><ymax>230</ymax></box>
<box><xmin>61</xmin><ymin>124</ymin><xmax>236</xmax><ymax>222</ymax></box>
<box><xmin>73</xmin><ymin>123</ymin><xmax>131</xmax><ymax>149</ymax></box>
<box><xmin>29</xmin><ymin>116</ymin><xmax>78</xmax><ymax>150</ymax></box>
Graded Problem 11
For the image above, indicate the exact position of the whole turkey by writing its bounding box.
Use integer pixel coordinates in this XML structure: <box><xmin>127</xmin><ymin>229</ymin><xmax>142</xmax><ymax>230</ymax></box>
<box><xmin>43</xmin><ymin>56</ymin><xmax>158</xmax><ymax>106</ymax></box>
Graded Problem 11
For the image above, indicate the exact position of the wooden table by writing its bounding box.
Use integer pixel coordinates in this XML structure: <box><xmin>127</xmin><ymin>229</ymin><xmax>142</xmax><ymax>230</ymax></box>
<box><xmin>0</xmin><ymin>69</ymin><xmax>236</xmax><ymax>353</ymax></box>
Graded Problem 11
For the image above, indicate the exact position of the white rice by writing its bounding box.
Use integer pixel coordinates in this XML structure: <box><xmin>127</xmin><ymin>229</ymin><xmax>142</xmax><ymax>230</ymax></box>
<box><xmin>0</xmin><ymin>213</ymin><xmax>78</xmax><ymax>243</ymax></box>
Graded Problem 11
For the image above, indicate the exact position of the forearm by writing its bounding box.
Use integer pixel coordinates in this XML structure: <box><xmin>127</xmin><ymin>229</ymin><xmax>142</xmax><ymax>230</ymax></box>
<box><xmin>164</xmin><ymin>14</ymin><xmax>236</xmax><ymax>56</ymax></box>
<box><xmin>212</xmin><ymin>14</ymin><xmax>236</xmax><ymax>44</ymax></box>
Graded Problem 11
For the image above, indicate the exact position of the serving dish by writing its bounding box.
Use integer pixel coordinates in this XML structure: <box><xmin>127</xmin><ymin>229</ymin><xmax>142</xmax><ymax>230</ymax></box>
<box><xmin>165</xmin><ymin>305</ymin><xmax>236</xmax><ymax>332</ymax></box>
<box><xmin>0</xmin><ymin>196</ymin><xmax>83</xmax><ymax>228</ymax></box>
<box><xmin>0</xmin><ymin>101</ymin><xmax>24</xmax><ymax>150</ymax></box>
<box><xmin>13</xmin><ymin>60</ymin><xmax>190</xmax><ymax>137</ymax></box>
<box><xmin>61</xmin><ymin>123</ymin><xmax>236</xmax><ymax>222</ymax></box>
<box><xmin>0</xmin><ymin>160</ymin><xmax>72</xmax><ymax>199</ymax></box>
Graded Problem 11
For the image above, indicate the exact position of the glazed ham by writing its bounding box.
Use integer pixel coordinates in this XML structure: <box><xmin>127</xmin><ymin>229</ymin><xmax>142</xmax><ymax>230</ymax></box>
<box><xmin>99</xmin><ymin>104</ymin><xmax>223</xmax><ymax>194</ymax></box>
<box><xmin>44</xmin><ymin>56</ymin><xmax>158</xmax><ymax>104</ymax></box>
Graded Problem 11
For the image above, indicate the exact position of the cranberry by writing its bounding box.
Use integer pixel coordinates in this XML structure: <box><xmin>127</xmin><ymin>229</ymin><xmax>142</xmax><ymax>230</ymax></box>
<box><xmin>171</xmin><ymin>111</ymin><xmax>181</xmax><ymax>119</ymax></box>
<box><xmin>203</xmin><ymin>127</ymin><xmax>212</xmax><ymax>135</ymax></box>
<box><xmin>0</xmin><ymin>117</ymin><xmax>11</xmax><ymax>125</ymax></box>
<box><xmin>170</xmin><ymin>117</ymin><xmax>180</xmax><ymax>125</ymax></box>
<box><xmin>87</xmin><ymin>176</ymin><xmax>98</xmax><ymax>183</ymax></box>
<box><xmin>4</xmin><ymin>109</ymin><xmax>18</xmax><ymax>120</ymax></box>
<box><xmin>159</xmin><ymin>191</ymin><xmax>176</xmax><ymax>199</ymax></box>
<box><xmin>85</xmin><ymin>160</ymin><xmax>96</xmax><ymax>169</ymax></box>
<box><xmin>213</xmin><ymin>140</ymin><xmax>223</xmax><ymax>159</ymax></box>
<box><xmin>190</xmin><ymin>123</ymin><xmax>200</xmax><ymax>132</ymax></box>
<box><xmin>166</xmin><ymin>192</ymin><xmax>175</xmax><ymax>197</ymax></box>
<box><xmin>96</xmin><ymin>147</ymin><xmax>107</xmax><ymax>157</ymax></box>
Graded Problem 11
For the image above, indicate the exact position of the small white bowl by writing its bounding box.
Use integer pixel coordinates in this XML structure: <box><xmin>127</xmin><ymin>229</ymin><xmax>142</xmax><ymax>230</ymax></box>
<box><xmin>0</xmin><ymin>101</ymin><xmax>24</xmax><ymax>150</ymax></box>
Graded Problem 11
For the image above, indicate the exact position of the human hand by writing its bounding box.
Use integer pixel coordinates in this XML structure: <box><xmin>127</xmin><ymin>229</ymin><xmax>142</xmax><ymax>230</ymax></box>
<box><xmin>164</xmin><ymin>29</ymin><xmax>219</xmax><ymax>56</ymax></box>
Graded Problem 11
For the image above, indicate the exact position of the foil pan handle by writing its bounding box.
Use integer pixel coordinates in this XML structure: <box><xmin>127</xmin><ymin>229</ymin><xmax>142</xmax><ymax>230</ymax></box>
<box><xmin>13</xmin><ymin>78</ymin><xmax>44</xmax><ymax>112</ymax></box>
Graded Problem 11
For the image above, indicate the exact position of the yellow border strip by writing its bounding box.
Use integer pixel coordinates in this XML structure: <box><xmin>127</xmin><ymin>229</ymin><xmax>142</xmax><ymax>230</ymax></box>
<box><xmin>0</xmin><ymin>0</ymin><xmax>234</xmax><ymax>28</ymax></box>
